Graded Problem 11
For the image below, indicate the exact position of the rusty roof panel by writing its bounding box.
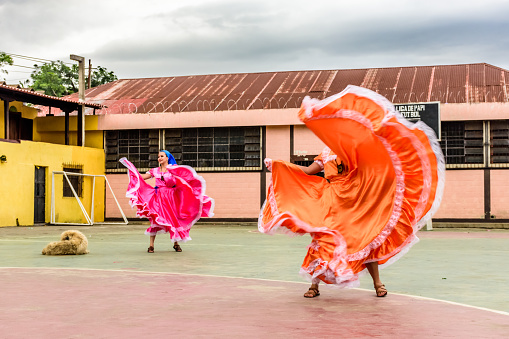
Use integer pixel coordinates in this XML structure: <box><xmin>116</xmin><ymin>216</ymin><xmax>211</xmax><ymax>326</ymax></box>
<box><xmin>270</xmin><ymin>71</ymin><xmax>320</xmax><ymax>109</ymax></box>
<box><xmin>326</xmin><ymin>69</ymin><xmax>366</xmax><ymax>96</ymax></box>
<box><xmin>468</xmin><ymin>64</ymin><xmax>486</xmax><ymax>103</ymax></box>
<box><xmin>213</xmin><ymin>73</ymin><xmax>257</xmax><ymax>111</ymax></box>
<box><xmin>393</xmin><ymin>67</ymin><xmax>417</xmax><ymax>103</ymax></box>
<box><xmin>309</xmin><ymin>70</ymin><xmax>335</xmax><ymax>96</ymax></box>
<box><xmin>370</xmin><ymin>68</ymin><xmax>400</xmax><ymax>101</ymax></box>
<box><xmin>485</xmin><ymin>65</ymin><xmax>505</xmax><ymax>102</ymax></box>
<box><xmin>446</xmin><ymin>65</ymin><xmax>467</xmax><ymax>103</ymax></box>
<box><xmin>410</xmin><ymin>66</ymin><xmax>433</xmax><ymax>103</ymax></box>
<box><xmin>51</xmin><ymin>63</ymin><xmax>509</xmax><ymax>116</ymax></box>
<box><xmin>430</xmin><ymin>66</ymin><xmax>452</xmax><ymax>103</ymax></box>
<box><xmin>255</xmin><ymin>72</ymin><xmax>289</xmax><ymax>109</ymax></box>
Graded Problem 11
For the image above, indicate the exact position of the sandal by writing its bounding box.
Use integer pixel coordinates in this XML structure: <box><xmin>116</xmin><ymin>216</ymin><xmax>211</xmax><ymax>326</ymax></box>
<box><xmin>303</xmin><ymin>288</ymin><xmax>320</xmax><ymax>298</ymax></box>
<box><xmin>147</xmin><ymin>246</ymin><xmax>154</xmax><ymax>253</ymax></box>
<box><xmin>375</xmin><ymin>284</ymin><xmax>387</xmax><ymax>297</ymax></box>
<box><xmin>173</xmin><ymin>244</ymin><xmax>182</xmax><ymax>252</ymax></box>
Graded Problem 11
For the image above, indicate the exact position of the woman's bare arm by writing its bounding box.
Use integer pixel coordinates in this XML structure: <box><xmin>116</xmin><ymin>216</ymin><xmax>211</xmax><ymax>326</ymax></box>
<box><xmin>296</xmin><ymin>162</ymin><xmax>322</xmax><ymax>175</ymax></box>
<box><xmin>141</xmin><ymin>172</ymin><xmax>152</xmax><ymax>180</ymax></box>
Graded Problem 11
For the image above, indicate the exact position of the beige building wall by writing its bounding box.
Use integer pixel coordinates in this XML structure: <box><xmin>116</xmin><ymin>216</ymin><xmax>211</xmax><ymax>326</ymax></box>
<box><xmin>106</xmin><ymin>172</ymin><xmax>261</xmax><ymax>219</ymax></box>
<box><xmin>200</xmin><ymin>172</ymin><xmax>260</xmax><ymax>218</ymax></box>
<box><xmin>266</xmin><ymin>126</ymin><xmax>290</xmax><ymax>162</ymax></box>
<box><xmin>100</xmin><ymin>103</ymin><xmax>509</xmax><ymax>222</ymax></box>
<box><xmin>491</xmin><ymin>170</ymin><xmax>509</xmax><ymax>219</ymax></box>
<box><xmin>293</xmin><ymin>125</ymin><xmax>325</xmax><ymax>156</ymax></box>
<box><xmin>105</xmin><ymin>173</ymin><xmax>155</xmax><ymax>219</ymax></box>
<box><xmin>433</xmin><ymin>170</ymin><xmax>485</xmax><ymax>219</ymax></box>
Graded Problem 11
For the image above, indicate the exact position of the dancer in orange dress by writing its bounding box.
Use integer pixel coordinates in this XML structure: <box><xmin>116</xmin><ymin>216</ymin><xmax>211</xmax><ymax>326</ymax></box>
<box><xmin>259</xmin><ymin>85</ymin><xmax>445</xmax><ymax>298</ymax></box>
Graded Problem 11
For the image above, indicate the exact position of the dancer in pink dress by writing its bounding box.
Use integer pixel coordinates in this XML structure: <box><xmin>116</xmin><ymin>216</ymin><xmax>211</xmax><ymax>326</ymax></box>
<box><xmin>120</xmin><ymin>150</ymin><xmax>214</xmax><ymax>253</ymax></box>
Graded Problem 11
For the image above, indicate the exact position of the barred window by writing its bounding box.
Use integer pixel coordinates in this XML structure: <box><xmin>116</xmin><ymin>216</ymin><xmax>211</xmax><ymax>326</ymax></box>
<box><xmin>105</xmin><ymin>127</ymin><xmax>262</xmax><ymax>172</ymax></box>
<box><xmin>63</xmin><ymin>164</ymin><xmax>83</xmax><ymax>198</ymax></box>
<box><xmin>440</xmin><ymin>121</ymin><xmax>483</xmax><ymax>165</ymax></box>
<box><xmin>490</xmin><ymin>120</ymin><xmax>509</xmax><ymax>164</ymax></box>
<box><xmin>105</xmin><ymin>129</ymin><xmax>159</xmax><ymax>171</ymax></box>
<box><xmin>165</xmin><ymin>127</ymin><xmax>261</xmax><ymax>170</ymax></box>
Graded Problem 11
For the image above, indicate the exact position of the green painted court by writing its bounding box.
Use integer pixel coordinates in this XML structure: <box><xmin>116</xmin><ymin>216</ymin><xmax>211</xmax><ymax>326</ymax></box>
<box><xmin>0</xmin><ymin>223</ymin><xmax>508</xmax><ymax>338</ymax></box>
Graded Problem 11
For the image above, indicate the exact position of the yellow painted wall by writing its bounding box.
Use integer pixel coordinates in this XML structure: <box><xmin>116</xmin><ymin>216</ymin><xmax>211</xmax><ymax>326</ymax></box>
<box><xmin>34</xmin><ymin>115</ymin><xmax>104</xmax><ymax>149</ymax></box>
<box><xmin>0</xmin><ymin>140</ymin><xmax>105</xmax><ymax>227</ymax></box>
<box><xmin>0</xmin><ymin>101</ymin><xmax>38</xmax><ymax>139</ymax></box>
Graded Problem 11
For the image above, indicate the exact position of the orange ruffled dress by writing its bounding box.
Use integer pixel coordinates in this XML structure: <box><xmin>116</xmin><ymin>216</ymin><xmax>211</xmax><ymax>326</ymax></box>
<box><xmin>258</xmin><ymin>85</ymin><xmax>445</xmax><ymax>288</ymax></box>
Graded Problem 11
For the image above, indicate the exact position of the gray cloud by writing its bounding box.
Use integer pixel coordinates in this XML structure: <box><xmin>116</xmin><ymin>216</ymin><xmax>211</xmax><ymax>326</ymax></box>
<box><xmin>3</xmin><ymin>0</ymin><xmax>509</xmax><ymax>82</ymax></box>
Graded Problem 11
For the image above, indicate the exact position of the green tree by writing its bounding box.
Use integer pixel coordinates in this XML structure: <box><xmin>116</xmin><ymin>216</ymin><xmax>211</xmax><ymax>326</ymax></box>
<box><xmin>30</xmin><ymin>62</ymin><xmax>69</xmax><ymax>97</ymax></box>
<box><xmin>90</xmin><ymin>66</ymin><xmax>118</xmax><ymax>88</ymax></box>
<box><xmin>0</xmin><ymin>52</ymin><xmax>14</xmax><ymax>81</ymax></box>
<box><xmin>30</xmin><ymin>60</ymin><xmax>117</xmax><ymax>97</ymax></box>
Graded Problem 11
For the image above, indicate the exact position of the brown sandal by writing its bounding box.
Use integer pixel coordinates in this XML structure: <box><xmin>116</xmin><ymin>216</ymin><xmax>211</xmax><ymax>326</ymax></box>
<box><xmin>304</xmin><ymin>288</ymin><xmax>320</xmax><ymax>298</ymax></box>
<box><xmin>375</xmin><ymin>284</ymin><xmax>387</xmax><ymax>297</ymax></box>
<box><xmin>173</xmin><ymin>244</ymin><xmax>182</xmax><ymax>252</ymax></box>
<box><xmin>147</xmin><ymin>246</ymin><xmax>154</xmax><ymax>253</ymax></box>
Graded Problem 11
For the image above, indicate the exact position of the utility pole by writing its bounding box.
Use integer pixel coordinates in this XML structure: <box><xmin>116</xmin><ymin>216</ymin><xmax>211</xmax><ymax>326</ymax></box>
<box><xmin>70</xmin><ymin>54</ymin><xmax>85</xmax><ymax>147</ymax></box>
<box><xmin>87</xmin><ymin>59</ymin><xmax>92</xmax><ymax>89</ymax></box>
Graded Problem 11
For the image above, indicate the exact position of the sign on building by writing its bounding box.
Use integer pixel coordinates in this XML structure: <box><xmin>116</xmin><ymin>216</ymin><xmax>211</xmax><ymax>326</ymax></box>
<box><xmin>394</xmin><ymin>102</ymin><xmax>441</xmax><ymax>140</ymax></box>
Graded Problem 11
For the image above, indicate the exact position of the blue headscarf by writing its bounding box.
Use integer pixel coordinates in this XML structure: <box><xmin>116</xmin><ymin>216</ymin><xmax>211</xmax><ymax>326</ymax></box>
<box><xmin>161</xmin><ymin>150</ymin><xmax>177</xmax><ymax>165</ymax></box>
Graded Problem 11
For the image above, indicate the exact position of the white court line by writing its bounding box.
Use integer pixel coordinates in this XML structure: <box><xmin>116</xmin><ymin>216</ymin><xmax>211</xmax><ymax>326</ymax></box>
<box><xmin>0</xmin><ymin>239</ymin><xmax>244</xmax><ymax>246</ymax></box>
<box><xmin>1</xmin><ymin>266</ymin><xmax>508</xmax><ymax>317</ymax></box>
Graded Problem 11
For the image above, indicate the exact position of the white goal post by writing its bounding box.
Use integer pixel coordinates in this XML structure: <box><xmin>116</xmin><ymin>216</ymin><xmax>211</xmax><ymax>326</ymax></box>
<box><xmin>50</xmin><ymin>171</ymin><xmax>128</xmax><ymax>226</ymax></box>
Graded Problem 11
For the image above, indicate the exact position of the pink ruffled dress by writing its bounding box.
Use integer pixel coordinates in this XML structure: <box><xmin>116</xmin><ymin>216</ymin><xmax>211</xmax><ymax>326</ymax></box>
<box><xmin>120</xmin><ymin>158</ymin><xmax>214</xmax><ymax>242</ymax></box>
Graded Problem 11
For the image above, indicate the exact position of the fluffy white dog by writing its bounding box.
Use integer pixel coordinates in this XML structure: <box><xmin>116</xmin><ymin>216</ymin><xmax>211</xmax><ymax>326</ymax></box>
<box><xmin>42</xmin><ymin>230</ymin><xmax>89</xmax><ymax>255</ymax></box>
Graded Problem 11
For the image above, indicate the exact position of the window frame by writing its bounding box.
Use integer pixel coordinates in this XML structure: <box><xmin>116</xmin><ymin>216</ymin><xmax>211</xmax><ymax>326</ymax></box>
<box><xmin>104</xmin><ymin>127</ymin><xmax>263</xmax><ymax>173</ymax></box>
<box><xmin>440</xmin><ymin>120</ymin><xmax>509</xmax><ymax>169</ymax></box>
<box><xmin>62</xmin><ymin>165</ymin><xmax>83</xmax><ymax>198</ymax></box>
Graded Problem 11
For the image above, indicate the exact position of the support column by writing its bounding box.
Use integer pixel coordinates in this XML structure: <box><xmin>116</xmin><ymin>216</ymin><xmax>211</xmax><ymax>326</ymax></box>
<box><xmin>3</xmin><ymin>99</ymin><xmax>9</xmax><ymax>139</ymax></box>
<box><xmin>64</xmin><ymin>110</ymin><xmax>70</xmax><ymax>145</ymax></box>
<box><xmin>484</xmin><ymin>169</ymin><xmax>491</xmax><ymax>220</ymax></box>
<box><xmin>71</xmin><ymin>54</ymin><xmax>86</xmax><ymax>147</ymax></box>
<box><xmin>260</xmin><ymin>126</ymin><xmax>267</xmax><ymax>208</ymax></box>
<box><xmin>77</xmin><ymin>106</ymin><xmax>83</xmax><ymax>146</ymax></box>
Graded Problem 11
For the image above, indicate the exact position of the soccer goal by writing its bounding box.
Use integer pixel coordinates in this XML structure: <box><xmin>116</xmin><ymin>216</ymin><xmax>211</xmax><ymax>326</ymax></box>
<box><xmin>50</xmin><ymin>171</ymin><xmax>128</xmax><ymax>226</ymax></box>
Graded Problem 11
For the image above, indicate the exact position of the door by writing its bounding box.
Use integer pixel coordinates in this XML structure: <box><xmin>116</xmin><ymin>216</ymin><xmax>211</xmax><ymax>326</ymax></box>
<box><xmin>34</xmin><ymin>166</ymin><xmax>46</xmax><ymax>224</ymax></box>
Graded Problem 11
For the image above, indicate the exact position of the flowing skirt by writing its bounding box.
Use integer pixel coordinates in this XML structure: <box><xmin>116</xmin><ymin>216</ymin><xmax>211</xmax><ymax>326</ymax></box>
<box><xmin>121</xmin><ymin>158</ymin><xmax>214</xmax><ymax>242</ymax></box>
<box><xmin>259</xmin><ymin>85</ymin><xmax>445</xmax><ymax>288</ymax></box>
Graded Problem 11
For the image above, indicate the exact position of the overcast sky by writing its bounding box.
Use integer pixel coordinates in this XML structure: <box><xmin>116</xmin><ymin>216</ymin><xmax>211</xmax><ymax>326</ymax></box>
<box><xmin>2</xmin><ymin>0</ymin><xmax>509</xmax><ymax>83</ymax></box>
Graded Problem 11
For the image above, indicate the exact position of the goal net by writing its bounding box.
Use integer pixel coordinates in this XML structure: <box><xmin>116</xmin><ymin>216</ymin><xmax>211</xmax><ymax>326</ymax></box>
<box><xmin>50</xmin><ymin>171</ymin><xmax>127</xmax><ymax>226</ymax></box>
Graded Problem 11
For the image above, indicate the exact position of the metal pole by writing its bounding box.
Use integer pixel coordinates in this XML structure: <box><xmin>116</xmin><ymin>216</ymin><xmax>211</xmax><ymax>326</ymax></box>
<box><xmin>51</xmin><ymin>171</ymin><xmax>55</xmax><ymax>224</ymax></box>
<box><xmin>91</xmin><ymin>176</ymin><xmax>96</xmax><ymax>224</ymax></box>
<box><xmin>88</xmin><ymin>59</ymin><xmax>92</xmax><ymax>89</ymax></box>
<box><xmin>62</xmin><ymin>172</ymin><xmax>92</xmax><ymax>225</ymax></box>
<box><xmin>70</xmin><ymin>54</ymin><xmax>85</xmax><ymax>147</ymax></box>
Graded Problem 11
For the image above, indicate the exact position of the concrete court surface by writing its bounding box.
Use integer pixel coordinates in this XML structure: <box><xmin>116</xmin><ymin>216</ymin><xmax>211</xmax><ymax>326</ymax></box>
<box><xmin>0</xmin><ymin>223</ymin><xmax>508</xmax><ymax>338</ymax></box>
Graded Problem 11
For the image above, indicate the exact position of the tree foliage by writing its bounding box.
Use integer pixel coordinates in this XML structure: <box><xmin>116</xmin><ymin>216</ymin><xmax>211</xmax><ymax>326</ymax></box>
<box><xmin>0</xmin><ymin>52</ymin><xmax>14</xmax><ymax>80</ymax></box>
<box><xmin>30</xmin><ymin>60</ymin><xmax>118</xmax><ymax>97</ymax></box>
<box><xmin>30</xmin><ymin>61</ymin><xmax>70</xmax><ymax>97</ymax></box>
<box><xmin>90</xmin><ymin>66</ymin><xmax>117</xmax><ymax>88</ymax></box>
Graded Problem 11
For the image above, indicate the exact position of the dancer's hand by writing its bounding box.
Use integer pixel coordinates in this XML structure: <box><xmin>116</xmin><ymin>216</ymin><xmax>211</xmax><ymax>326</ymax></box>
<box><xmin>264</xmin><ymin>158</ymin><xmax>273</xmax><ymax>171</ymax></box>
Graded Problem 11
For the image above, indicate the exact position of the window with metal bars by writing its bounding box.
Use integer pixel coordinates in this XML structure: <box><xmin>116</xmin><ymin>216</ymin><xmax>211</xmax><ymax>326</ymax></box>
<box><xmin>165</xmin><ymin>127</ymin><xmax>261</xmax><ymax>170</ymax></box>
<box><xmin>105</xmin><ymin>129</ymin><xmax>159</xmax><ymax>171</ymax></box>
<box><xmin>490</xmin><ymin>120</ymin><xmax>509</xmax><ymax>164</ymax></box>
<box><xmin>62</xmin><ymin>164</ymin><xmax>83</xmax><ymax>198</ymax></box>
<box><xmin>440</xmin><ymin>121</ymin><xmax>484</xmax><ymax>165</ymax></box>
<box><xmin>105</xmin><ymin>127</ymin><xmax>262</xmax><ymax>172</ymax></box>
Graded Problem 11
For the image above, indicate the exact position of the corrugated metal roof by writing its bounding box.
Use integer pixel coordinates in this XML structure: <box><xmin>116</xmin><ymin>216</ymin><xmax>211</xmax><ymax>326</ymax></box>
<box><xmin>53</xmin><ymin>63</ymin><xmax>509</xmax><ymax>115</ymax></box>
<box><xmin>0</xmin><ymin>82</ymin><xmax>104</xmax><ymax>110</ymax></box>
